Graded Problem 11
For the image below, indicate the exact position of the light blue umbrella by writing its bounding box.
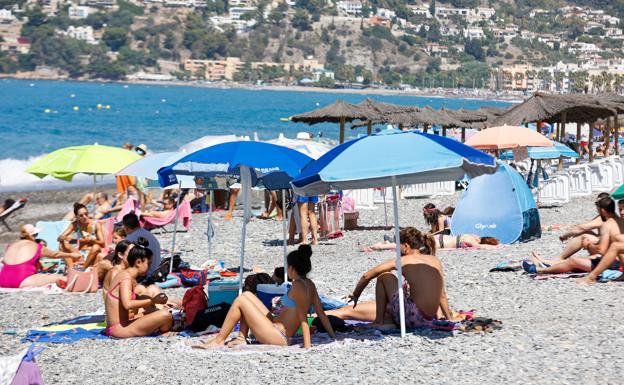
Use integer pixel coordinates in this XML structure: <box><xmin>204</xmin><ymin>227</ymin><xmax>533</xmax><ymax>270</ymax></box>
<box><xmin>500</xmin><ymin>140</ymin><xmax>579</xmax><ymax>160</ymax></box>
<box><xmin>292</xmin><ymin>130</ymin><xmax>497</xmax><ymax>337</ymax></box>
<box><xmin>158</xmin><ymin>141</ymin><xmax>313</xmax><ymax>290</ymax></box>
<box><xmin>118</xmin><ymin>152</ymin><xmax>197</xmax><ymax>187</ymax></box>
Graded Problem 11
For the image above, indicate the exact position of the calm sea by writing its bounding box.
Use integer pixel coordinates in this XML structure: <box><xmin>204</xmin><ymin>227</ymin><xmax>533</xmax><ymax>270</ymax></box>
<box><xmin>0</xmin><ymin>79</ymin><xmax>509</xmax><ymax>191</ymax></box>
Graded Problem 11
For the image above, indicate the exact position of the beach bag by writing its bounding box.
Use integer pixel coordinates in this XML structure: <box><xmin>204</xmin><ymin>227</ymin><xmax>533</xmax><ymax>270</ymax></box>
<box><xmin>145</xmin><ymin>254</ymin><xmax>183</xmax><ymax>285</ymax></box>
<box><xmin>312</xmin><ymin>315</ymin><xmax>351</xmax><ymax>333</ymax></box>
<box><xmin>182</xmin><ymin>286</ymin><xmax>208</xmax><ymax>326</ymax></box>
<box><xmin>175</xmin><ymin>268</ymin><xmax>208</xmax><ymax>287</ymax></box>
<box><xmin>65</xmin><ymin>267</ymin><xmax>98</xmax><ymax>293</ymax></box>
<box><xmin>188</xmin><ymin>302</ymin><xmax>231</xmax><ymax>332</ymax></box>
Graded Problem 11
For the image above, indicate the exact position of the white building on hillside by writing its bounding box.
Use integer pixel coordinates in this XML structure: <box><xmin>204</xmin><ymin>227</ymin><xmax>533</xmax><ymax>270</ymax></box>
<box><xmin>376</xmin><ymin>8</ymin><xmax>395</xmax><ymax>19</ymax></box>
<box><xmin>0</xmin><ymin>9</ymin><xmax>14</xmax><ymax>21</ymax></box>
<box><xmin>409</xmin><ymin>5</ymin><xmax>431</xmax><ymax>18</ymax></box>
<box><xmin>229</xmin><ymin>7</ymin><xmax>255</xmax><ymax>20</ymax></box>
<box><xmin>63</xmin><ymin>26</ymin><xmax>98</xmax><ymax>44</ymax></box>
<box><xmin>463</xmin><ymin>27</ymin><xmax>484</xmax><ymax>40</ymax></box>
<box><xmin>435</xmin><ymin>6</ymin><xmax>469</xmax><ymax>20</ymax></box>
<box><xmin>68</xmin><ymin>5</ymin><xmax>91</xmax><ymax>19</ymax></box>
<box><xmin>336</xmin><ymin>0</ymin><xmax>362</xmax><ymax>16</ymax></box>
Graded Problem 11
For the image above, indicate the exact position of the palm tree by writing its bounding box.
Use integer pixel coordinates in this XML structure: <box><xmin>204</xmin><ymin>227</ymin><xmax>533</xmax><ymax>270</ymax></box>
<box><xmin>538</xmin><ymin>69</ymin><xmax>551</xmax><ymax>91</ymax></box>
<box><xmin>614</xmin><ymin>74</ymin><xmax>624</xmax><ymax>93</ymax></box>
<box><xmin>601</xmin><ymin>71</ymin><xmax>614</xmax><ymax>92</ymax></box>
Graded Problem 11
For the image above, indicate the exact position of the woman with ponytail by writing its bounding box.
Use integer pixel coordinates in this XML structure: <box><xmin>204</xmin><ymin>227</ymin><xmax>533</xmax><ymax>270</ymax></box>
<box><xmin>104</xmin><ymin>237</ymin><xmax>173</xmax><ymax>338</ymax></box>
<box><xmin>331</xmin><ymin>227</ymin><xmax>456</xmax><ymax>328</ymax></box>
<box><xmin>192</xmin><ymin>245</ymin><xmax>336</xmax><ymax>349</ymax></box>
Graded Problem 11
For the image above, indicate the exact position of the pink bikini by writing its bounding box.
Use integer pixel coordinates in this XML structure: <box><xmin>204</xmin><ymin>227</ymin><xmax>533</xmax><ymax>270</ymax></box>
<box><xmin>104</xmin><ymin>278</ymin><xmax>136</xmax><ymax>336</ymax></box>
<box><xmin>0</xmin><ymin>243</ymin><xmax>43</xmax><ymax>288</ymax></box>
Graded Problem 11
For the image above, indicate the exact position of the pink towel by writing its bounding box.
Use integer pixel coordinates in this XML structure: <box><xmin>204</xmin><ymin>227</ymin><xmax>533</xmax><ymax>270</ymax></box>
<box><xmin>115</xmin><ymin>198</ymin><xmax>140</xmax><ymax>223</ymax></box>
<box><xmin>141</xmin><ymin>200</ymin><xmax>192</xmax><ymax>231</ymax></box>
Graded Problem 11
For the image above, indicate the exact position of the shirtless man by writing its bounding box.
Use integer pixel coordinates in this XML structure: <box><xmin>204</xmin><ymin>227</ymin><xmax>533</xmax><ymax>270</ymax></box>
<box><xmin>334</xmin><ymin>227</ymin><xmax>455</xmax><ymax>329</ymax></box>
<box><xmin>523</xmin><ymin>196</ymin><xmax>624</xmax><ymax>274</ymax></box>
<box><xmin>141</xmin><ymin>197</ymin><xmax>175</xmax><ymax>219</ymax></box>
<box><xmin>530</xmin><ymin>192</ymin><xmax>610</xmax><ymax>264</ymax></box>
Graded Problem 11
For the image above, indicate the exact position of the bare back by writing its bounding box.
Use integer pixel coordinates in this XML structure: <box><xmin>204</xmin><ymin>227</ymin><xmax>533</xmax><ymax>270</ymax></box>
<box><xmin>3</xmin><ymin>240</ymin><xmax>38</xmax><ymax>265</ymax></box>
<box><xmin>400</xmin><ymin>254</ymin><xmax>445</xmax><ymax>318</ymax></box>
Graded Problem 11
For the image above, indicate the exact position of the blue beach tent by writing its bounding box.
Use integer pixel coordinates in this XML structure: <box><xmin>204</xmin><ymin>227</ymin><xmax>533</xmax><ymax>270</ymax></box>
<box><xmin>451</xmin><ymin>163</ymin><xmax>541</xmax><ymax>244</ymax></box>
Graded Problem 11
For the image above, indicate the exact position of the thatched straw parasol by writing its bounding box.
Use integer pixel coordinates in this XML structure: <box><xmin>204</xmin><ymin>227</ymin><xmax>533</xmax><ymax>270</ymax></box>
<box><xmin>291</xmin><ymin>100</ymin><xmax>371</xmax><ymax>144</ymax></box>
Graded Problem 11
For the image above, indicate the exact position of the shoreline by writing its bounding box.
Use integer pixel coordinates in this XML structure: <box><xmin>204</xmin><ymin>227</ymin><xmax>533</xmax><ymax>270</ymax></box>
<box><xmin>0</xmin><ymin>74</ymin><xmax>522</xmax><ymax>103</ymax></box>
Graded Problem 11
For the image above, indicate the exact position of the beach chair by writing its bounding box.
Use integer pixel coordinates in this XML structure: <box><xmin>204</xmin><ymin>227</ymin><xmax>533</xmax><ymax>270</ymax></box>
<box><xmin>342</xmin><ymin>189</ymin><xmax>375</xmax><ymax>209</ymax></box>
<box><xmin>567</xmin><ymin>164</ymin><xmax>592</xmax><ymax>197</ymax></box>
<box><xmin>433</xmin><ymin>181</ymin><xmax>455</xmax><ymax>196</ymax></box>
<box><xmin>536</xmin><ymin>175</ymin><xmax>570</xmax><ymax>206</ymax></box>
<box><xmin>141</xmin><ymin>200</ymin><xmax>192</xmax><ymax>233</ymax></box>
<box><xmin>588</xmin><ymin>162</ymin><xmax>614</xmax><ymax>192</ymax></box>
<box><xmin>114</xmin><ymin>197</ymin><xmax>141</xmax><ymax>223</ymax></box>
<box><xmin>319</xmin><ymin>194</ymin><xmax>342</xmax><ymax>239</ymax></box>
<box><xmin>402</xmin><ymin>183</ymin><xmax>435</xmax><ymax>198</ymax></box>
<box><xmin>605</xmin><ymin>157</ymin><xmax>624</xmax><ymax>186</ymax></box>
<box><xmin>0</xmin><ymin>199</ymin><xmax>27</xmax><ymax>231</ymax></box>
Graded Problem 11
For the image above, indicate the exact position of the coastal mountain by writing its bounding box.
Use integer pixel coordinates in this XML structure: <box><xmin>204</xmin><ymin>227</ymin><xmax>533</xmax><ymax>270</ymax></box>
<box><xmin>1</xmin><ymin>0</ymin><xmax>624</xmax><ymax>90</ymax></box>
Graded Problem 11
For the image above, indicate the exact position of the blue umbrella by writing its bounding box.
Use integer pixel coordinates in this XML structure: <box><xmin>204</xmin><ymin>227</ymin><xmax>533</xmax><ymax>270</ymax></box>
<box><xmin>500</xmin><ymin>140</ymin><xmax>579</xmax><ymax>160</ymax></box>
<box><xmin>292</xmin><ymin>130</ymin><xmax>496</xmax><ymax>337</ymax></box>
<box><xmin>158</xmin><ymin>141</ymin><xmax>313</xmax><ymax>290</ymax></box>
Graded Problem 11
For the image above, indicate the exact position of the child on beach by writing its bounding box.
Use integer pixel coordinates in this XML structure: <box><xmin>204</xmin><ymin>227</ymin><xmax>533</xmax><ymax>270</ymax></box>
<box><xmin>191</xmin><ymin>245</ymin><xmax>336</xmax><ymax>348</ymax></box>
<box><xmin>104</xmin><ymin>238</ymin><xmax>173</xmax><ymax>338</ymax></box>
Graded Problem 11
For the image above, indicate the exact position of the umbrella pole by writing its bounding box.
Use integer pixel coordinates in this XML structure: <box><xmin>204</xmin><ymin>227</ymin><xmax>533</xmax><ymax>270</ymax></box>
<box><xmin>391</xmin><ymin>176</ymin><xmax>406</xmax><ymax>338</ymax></box>
<box><xmin>589</xmin><ymin>122</ymin><xmax>595</xmax><ymax>163</ymax></box>
<box><xmin>92</xmin><ymin>175</ymin><xmax>96</xmax><ymax>213</ymax></box>
<box><xmin>615</xmin><ymin>114</ymin><xmax>620</xmax><ymax>156</ymax></box>
<box><xmin>367</xmin><ymin>120</ymin><xmax>372</xmax><ymax>136</ymax></box>
<box><xmin>282</xmin><ymin>189</ymin><xmax>288</xmax><ymax>283</ymax></box>
<box><xmin>238</xmin><ymin>166</ymin><xmax>251</xmax><ymax>294</ymax></box>
<box><xmin>169</xmin><ymin>181</ymin><xmax>183</xmax><ymax>275</ymax></box>
<box><xmin>340</xmin><ymin>116</ymin><xmax>346</xmax><ymax>144</ymax></box>
<box><xmin>208</xmin><ymin>190</ymin><xmax>213</xmax><ymax>261</ymax></box>
<box><xmin>461</xmin><ymin>127</ymin><xmax>466</xmax><ymax>143</ymax></box>
<box><xmin>576</xmin><ymin>122</ymin><xmax>582</xmax><ymax>164</ymax></box>
<box><xmin>382</xmin><ymin>188</ymin><xmax>388</xmax><ymax>227</ymax></box>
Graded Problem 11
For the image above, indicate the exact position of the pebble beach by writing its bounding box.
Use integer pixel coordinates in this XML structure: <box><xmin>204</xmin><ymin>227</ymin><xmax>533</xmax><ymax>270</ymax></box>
<box><xmin>0</xmin><ymin>187</ymin><xmax>622</xmax><ymax>384</ymax></box>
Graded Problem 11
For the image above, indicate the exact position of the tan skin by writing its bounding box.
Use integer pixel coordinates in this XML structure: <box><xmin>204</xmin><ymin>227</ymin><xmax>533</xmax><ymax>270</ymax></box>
<box><xmin>533</xmin><ymin>207</ymin><xmax>624</xmax><ymax>274</ymax></box>
<box><xmin>95</xmin><ymin>231</ymin><xmax>126</xmax><ymax>282</ymax></box>
<box><xmin>58</xmin><ymin>207</ymin><xmax>104</xmax><ymax>268</ymax></box>
<box><xmin>532</xmin><ymin>215</ymin><xmax>604</xmax><ymax>264</ymax></box>
<box><xmin>578</xmin><ymin>233</ymin><xmax>624</xmax><ymax>285</ymax></box>
<box><xmin>2</xmin><ymin>239</ymin><xmax>81</xmax><ymax>287</ymax></box>
<box><xmin>141</xmin><ymin>200</ymin><xmax>174</xmax><ymax>219</ymax></box>
<box><xmin>192</xmin><ymin>265</ymin><xmax>336</xmax><ymax>349</ymax></box>
<box><xmin>363</xmin><ymin>234</ymin><xmax>499</xmax><ymax>251</ymax></box>
<box><xmin>334</xmin><ymin>243</ymin><xmax>454</xmax><ymax>328</ymax></box>
<box><xmin>104</xmin><ymin>257</ymin><xmax>172</xmax><ymax>338</ymax></box>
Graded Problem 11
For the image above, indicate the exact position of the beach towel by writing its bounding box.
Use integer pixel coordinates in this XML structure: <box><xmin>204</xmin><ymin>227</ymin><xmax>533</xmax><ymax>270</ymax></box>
<box><xmin>114</xmin><ymin>198</ymin><xmax>140</xmax><ymax>222</ymax></box>
<box><xmin>141</xmin><ymin>200</ymin><xmax>192</xmax><ymax>231</ymax></box>
<box><xmin>489</xmin><ymin>260</ymin><xmax>522</xmax><ymax>272</ymax></box>
<box><xmin>599</xmin><ymin>269</ymin><xmax>623</xmax><ymax>282</ymax></box>
<box><xmin>23</xmin><ymin>313</ymin><xmax>107</xmax><ymax>344</ymax></box>
<box><xmin>531</xmin><ymin>273</ymin><xmax>586</xmax><ymax>280</ymax></box>
<box><xmin>0</xmin><ymin>284</ymin><xmax>65</xmax><ymax>294</ymax></box>
<box><xmin>35</xmin><ymin>220</ymin><xmax>70</xmax><ymax>252</ymax></box>
<box><xmin>0</xmin><ymin>344</ymin><xmax>43</xmax><ymax>385</ymax></box>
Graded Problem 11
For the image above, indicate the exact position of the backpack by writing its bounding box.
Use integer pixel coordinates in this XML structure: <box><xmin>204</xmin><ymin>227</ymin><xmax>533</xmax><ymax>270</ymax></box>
<box><xmin>144</xmin><ymin>254</ymin><xmax>183</xmax><ymax>285</ymax></box>
<box><xmin>182</xmin><ymin>286</ymin><xmax>208</xmax><ymax>326</ymax></box>
<box><xmin>188</xmin><ymin>302</ymin><xmax>232</xmax><ymax>332</ymax></box>
<box><xmin>174</xmin><ymin>268</ymin><xmax>209</xmax><ymax>287</ymax></box>
<box><xmin>242</xmin><ymin>273</ymin><xmax>274</xmax><ymax>294</ymax></box>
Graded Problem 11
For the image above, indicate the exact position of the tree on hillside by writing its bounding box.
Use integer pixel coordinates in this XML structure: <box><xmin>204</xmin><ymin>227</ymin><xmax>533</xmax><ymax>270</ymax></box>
<box><xmin>464</xmin><ymin>39</ymin><xmax>485</xmax><ymax>62</ymax></box>
<box><xmin>103</xmin><ymin>28</ymin><xmax>128</xmax><ymax>51</ymax></box>
<box><xmin>292</xmin><ymin>9</ymin><xmax>311</xmax><ymax>31</ymax></box>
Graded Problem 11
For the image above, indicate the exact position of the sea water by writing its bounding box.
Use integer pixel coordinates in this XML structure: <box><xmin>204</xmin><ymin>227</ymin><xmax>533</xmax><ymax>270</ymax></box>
<box><xmin>0</xmin><ymin>79</ymin><xmax>509</xmax><ymax>191</ymax></box>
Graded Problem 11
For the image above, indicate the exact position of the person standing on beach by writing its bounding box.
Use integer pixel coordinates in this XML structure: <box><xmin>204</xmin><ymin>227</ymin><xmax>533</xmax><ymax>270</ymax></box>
<box><xmin>122</xmin><ymin>213</ymin><xmax>161</xmax><ymax>279</ymax></box>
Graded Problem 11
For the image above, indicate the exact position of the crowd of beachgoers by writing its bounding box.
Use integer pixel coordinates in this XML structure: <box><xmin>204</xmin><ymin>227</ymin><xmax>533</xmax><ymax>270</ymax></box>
<box><xmin>2</xmin><ymin>139</ymin><xmax>624</xmax><ymax>383</ymax></box>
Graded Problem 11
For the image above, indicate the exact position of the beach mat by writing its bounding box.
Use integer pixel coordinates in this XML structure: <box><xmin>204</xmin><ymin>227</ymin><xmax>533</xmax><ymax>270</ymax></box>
<box><xmin>23</xmin><ymin>313</ymin><xmax>107</xmax><ymax>344</ymax></box>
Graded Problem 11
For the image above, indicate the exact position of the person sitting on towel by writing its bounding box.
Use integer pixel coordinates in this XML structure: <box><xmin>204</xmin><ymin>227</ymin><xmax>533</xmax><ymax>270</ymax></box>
<box><xmin>190</xmin><ymin>245</ymin><xmax>336</xmax><ymax>349</ymax></box>
<box><xmin>334</xmin><ymin>227</ymin><xmax>457</xmax><ymax>329</ymax></box>
<box><xmin>523</xmin><ymin>195</ymin><xmax>624</xmax><ymax>275</ymax></box>
<box><xmin>104</xmin><ymin>238</ymin><xmax>173</xmax><ymax>338</ymax></box>
<box><xmin>58</xmin><ymin>203</ymin><xmax>105</xmax><ymax>269</ymax></box>
<box><xmin>0</xmin><ymin>224</ymin><xmax>81</xmax><ymax>288</ymax></box>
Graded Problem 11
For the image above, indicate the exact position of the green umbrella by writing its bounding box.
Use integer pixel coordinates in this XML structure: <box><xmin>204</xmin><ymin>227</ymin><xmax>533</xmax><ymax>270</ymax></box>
<box><xmin>26</xmin><ymin>144</ymin><xmax>142</xmax><ymax>202</ymax></box>
<box><xmin>613</xmin><ymin>184</ymin><xmax>624</xmax><ymax>200</ymax></box>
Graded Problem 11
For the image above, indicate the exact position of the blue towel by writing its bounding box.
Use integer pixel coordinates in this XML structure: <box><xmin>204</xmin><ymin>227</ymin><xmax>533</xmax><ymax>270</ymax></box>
<box><xmin>22</xmin><ymin>328</ymin><xmax>108</xmax><ymax>344</ymax></box>
<box><xmin>599</xmin><ymin>269</ymin><xmax>623</xmax><ymax>282</ymax></box>
<box><xmin>319</xmin><ymin>295</ymin><xmax>347</xmax><ymax>310</ymax></box>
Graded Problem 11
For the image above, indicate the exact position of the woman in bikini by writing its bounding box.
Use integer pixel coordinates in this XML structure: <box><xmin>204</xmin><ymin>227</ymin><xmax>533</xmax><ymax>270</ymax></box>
<box><xmin>0</xmin><ymin>235</ymin><xmax>81</xmax><ymax>288</ymax></box>
<box><xmin>104</xmin><ymin>238</ymin><xmax>172</xmax><ymax>338</ymax></box>
<box><xmin>58</xmin><ymin>203</ymin><xmax>105</xmax><ymax>268</ymax></box>
<box><xmin>362</xmin><ymin>234</ymin><xmax>499</xmax><ymax>252</ymax></box>
<box><xmin>331</xmin><ymin>227</ymin><xmax>457</xmax><ymax>328</ymax></box>
<box><xmin>422</xmin><ymin>203</ymin><xmax>451</xmax><ymax>235</ymax></box>
<box><xmin>193</xmin><ymin>245</ymin><xmax>336</xmax><ymax>349</ymax></box>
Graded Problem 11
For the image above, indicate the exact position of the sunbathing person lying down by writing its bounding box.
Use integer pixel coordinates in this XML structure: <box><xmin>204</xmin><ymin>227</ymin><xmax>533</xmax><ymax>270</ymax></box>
<box><xmin>362</xmin><ymin>233</ymin><xmax>500</xmax><ymax>251</ymax></box>
<box><xmin>140</xmin><ymin>197</ymin><xmax>175</xmax><ymax>219</ymax></box>
<box><xmin>523</xmin><ymin>195</ymin><xmax>624</xmax><ymax>275</ymax></box>
<box><xmin>332</xmin><ymin>227</ymin><xmax>459</xmax><ymax>329</ymax></box>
